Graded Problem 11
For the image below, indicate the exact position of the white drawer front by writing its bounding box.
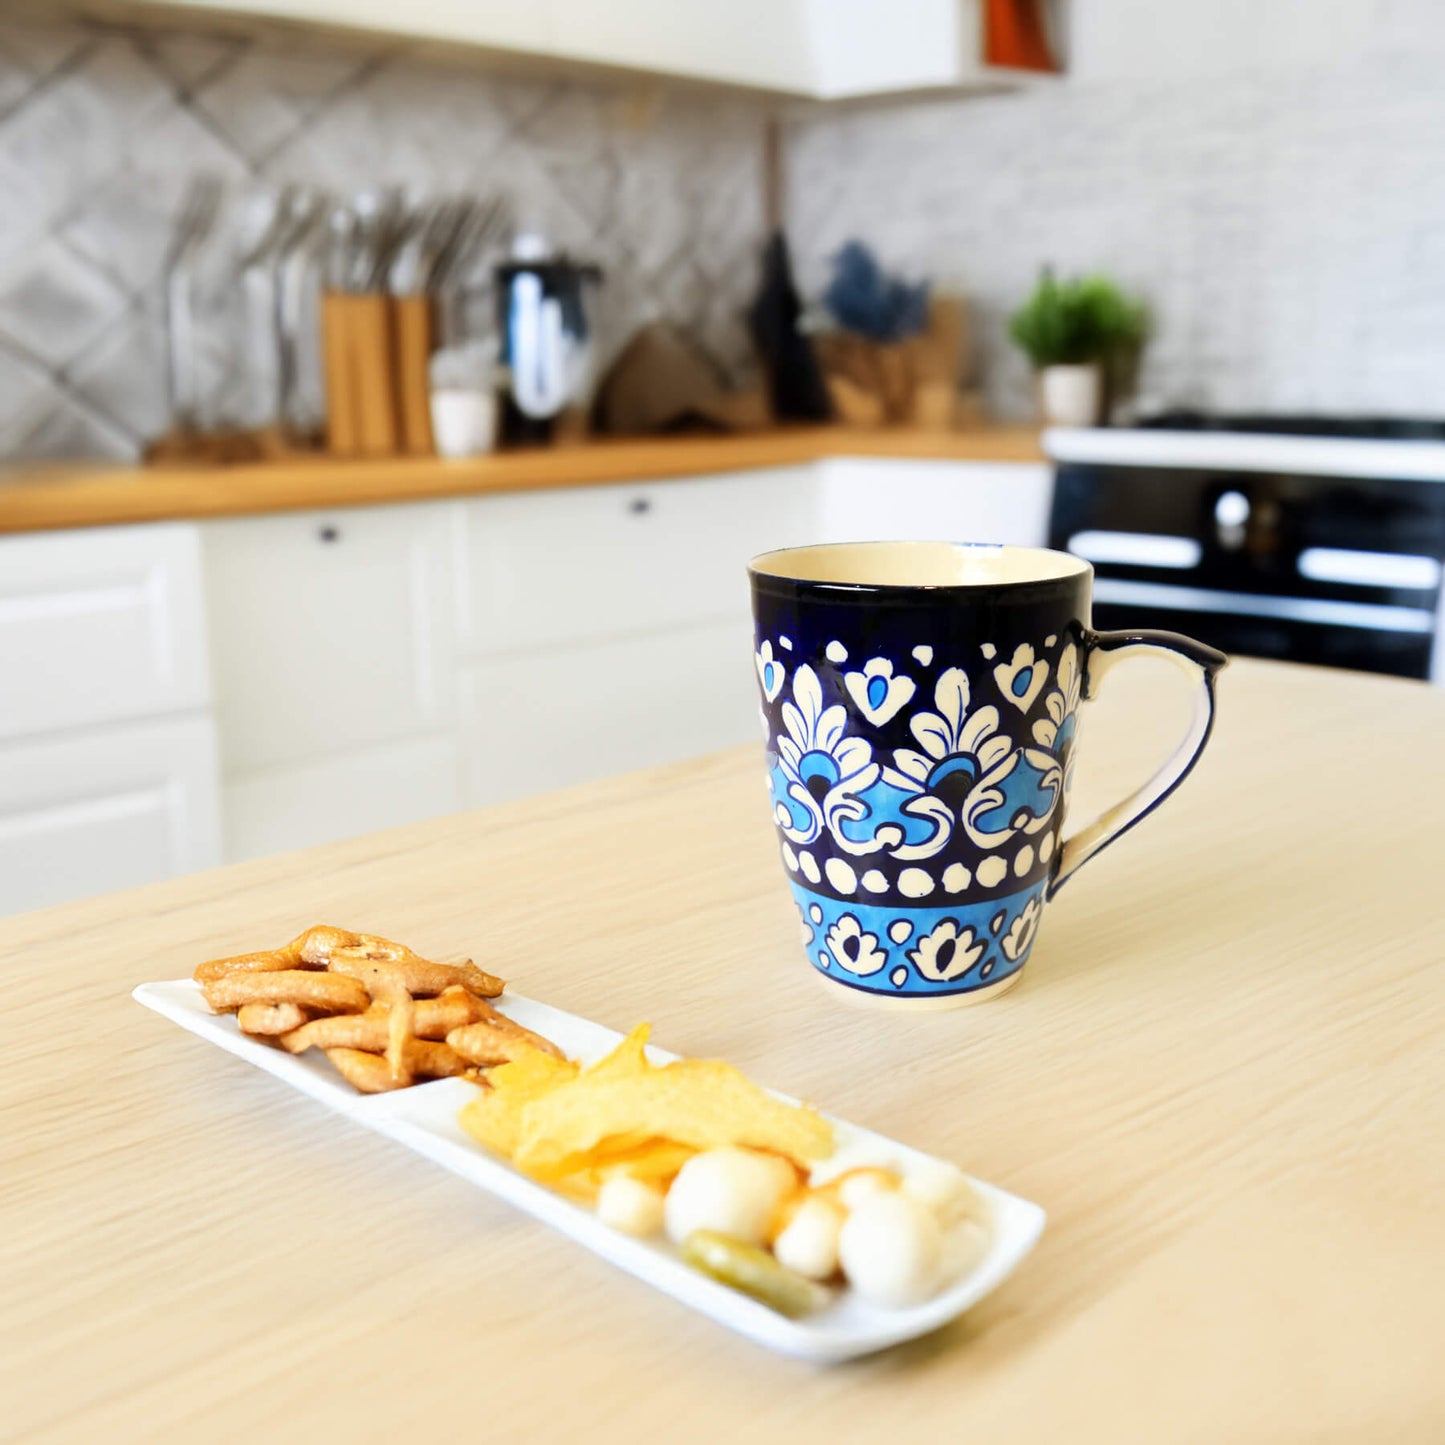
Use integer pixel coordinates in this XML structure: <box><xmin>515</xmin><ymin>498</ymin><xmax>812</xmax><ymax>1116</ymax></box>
<box><xmin>203</xmin><ymin>504</ymin><xmax>456</xmax><ymax>774</ymax></box>
<box><xmin>0</xmin><ymin>523</ymin><xmax>210</xmax><ymax>742</ymax></box>
<box><xmin>0</xmin><ymin>713</ymin><xmax>221</xmax><ymax>916</ymax></box>
<box><xmin>222</xmin><ymin>733</ymin><xmax>460</xmax><ymax>863</ymax></box>
<box><xmin>458</xmin><ymin>619</ymin><xmax>757</xmax><ymax>808</ymax></box>
<box><xmin>455</xmin><ymin>467</ymin><xmax>819</xmax><ymax>656</ymax></box>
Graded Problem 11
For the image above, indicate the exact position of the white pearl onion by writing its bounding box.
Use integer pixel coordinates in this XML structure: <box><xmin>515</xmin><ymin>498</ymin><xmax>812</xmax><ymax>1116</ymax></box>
<box><xmin>901</xmin><ymin>1159</ymin><xmax>987</xmax><ymax>1228</ymax></box>
<box><xmin>596</xmin><ymin>1175</ymin><xmax>666</xmax><ymax>1237</ymax></box>
<box><xmin>664</xmin><ymin>1147</ymin><xmax>794</xmax><ymax>1247</ymax></box>
<box><xmin>838</xmin><ymin>1192</ymin><xmax>944</xmax><ymax>1308</ymax></box>
<box><xmin>773</xmin><ymin>1197</ymin><xmax>843</xmax><ymax>1281</ymax></box>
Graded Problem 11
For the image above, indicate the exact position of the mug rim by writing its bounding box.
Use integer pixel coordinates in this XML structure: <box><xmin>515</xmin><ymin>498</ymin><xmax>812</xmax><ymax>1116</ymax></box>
<box><xmin>748</xmin><ymin>540</ymin><xmax>1091</xmax><ymax>592</ymax></box>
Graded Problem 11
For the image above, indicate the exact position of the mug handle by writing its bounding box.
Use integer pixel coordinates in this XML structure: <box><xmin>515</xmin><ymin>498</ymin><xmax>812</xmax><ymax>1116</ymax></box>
<box><xmin>1046</xmin><ymin>629</ymin><xmax>1229</xmax><ymax>898</ymax></box>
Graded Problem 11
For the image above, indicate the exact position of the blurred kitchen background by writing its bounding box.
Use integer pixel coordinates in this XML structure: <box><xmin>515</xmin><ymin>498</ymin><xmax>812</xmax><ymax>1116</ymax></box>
<box><xmin>4</xmin><ymin>0</ymin><xmax>1445</xmax><ymax>915</ymax></box>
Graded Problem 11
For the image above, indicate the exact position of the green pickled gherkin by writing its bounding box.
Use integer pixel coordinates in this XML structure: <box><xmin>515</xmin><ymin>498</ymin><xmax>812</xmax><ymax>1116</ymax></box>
<box><xmin>681</xmin><ymin>1230</ymin><xmax>826</xmax><ymax>1318</ymax></box>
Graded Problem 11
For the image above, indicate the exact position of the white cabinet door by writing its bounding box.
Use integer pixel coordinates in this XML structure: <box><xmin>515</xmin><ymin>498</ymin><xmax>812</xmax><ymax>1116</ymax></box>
<box><xmin>0</xmin><ymin>523</ymin><xmax>210</xmax><ymax>743</ymax></box>
<box><xmin>222</xmin><ymin>733</ymin><xmax>460</xmax><ymax>862</ymax></box>
<box><xmin>152</xmin><ymin>0</ymin><xmax>554</xmax><ymax>52</ymax></box>
<box><xmin>133</xmin><ymin>0</ymin><xmax>1038</xmax><ymax>97</ymax></box>
<box><xmin>545</xmin><ymin>0</ymin><xmax>813</xmax><ymax>91</ymax></box>
<box><xmin>202</xmin><ymin>502</ymin><xmax>456</xmax><ymax>775</ymax></box>
<box><xmin>816</xmin><ymin>459</ymin><xmax>1053</xmax><ymax>548</ymax></box>
<box><xmin>805</xmin><ymin>0</ymin><xmax>966</xmax><ymax>97</ymax></box>
<box><xmin>454</xmin><ymin>468</ymin><xmax>818</xmax><ymax>657</ymax></box>
<box><xmin>0</xmin><ymin>714</ymin><xmax>221</xmax><ymax>916</ymax></box>
<box><xmin>458</xmin><ymin>619</ymin><xmax>757</xmax><ymax>808</ymax></box>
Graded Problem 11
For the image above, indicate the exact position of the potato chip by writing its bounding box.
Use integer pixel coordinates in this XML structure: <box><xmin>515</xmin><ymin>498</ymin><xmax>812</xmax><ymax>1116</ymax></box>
<box><xmin>565</xmin><ymin>1138</ymin><xmax>698</xmax><ymax>1190</ymax></box>
<box><xmin>511</xmin><ymin>1031</ymin><xmax>833</xmax><ymax>1176</ymax></box>
<box><xmin>582</xmin><ymin>1022</ymin><xmax>653</xmax><ymax>1081</ymax></box>
<box><xmin>457</xmin><ymin>1049</ymin><xmax>580</xmax><ymax>1160</ymax></box>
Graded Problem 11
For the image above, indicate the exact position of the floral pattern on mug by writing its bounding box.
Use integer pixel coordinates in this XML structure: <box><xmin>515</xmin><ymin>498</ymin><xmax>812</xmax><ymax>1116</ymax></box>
<box><xmin>878</xmin><ymin>668</ymin><xmax>1013</xmax><ymax>860</ymax></box>
<box><xmin>843</xmin><ymin>657</ymin><xmax>916</xmax><ymax>725</ymax></box>
<box><xmin>907</xmin><ymin>919</ymin><xmax>985</xmax><ymax>983</ymax></box>
<box><xmin>755</xmin><ymin>639</ymin><xmax>786</xmax><ymax>703</ymax></box>
<box><xmin>773</xmin><ymin>665</ymin><xmax>880</xmax><ymax>848</ymax></box>
<box><xmin>994</xmin><ymin>643</ymin><xmax>1050</xmax><ymax>713</ymax></box>
<box><xmin>1032</xmin><ymin>642</ymin><xmax>1082</xmax><ymax>794</ymax></box>
<box><xmin>961</xmin><ymin>746</ymin><xmax>1063</xmax><ymax>849</ymax></box>
<box><xmin>1001</xmin><ymin>897</ymin><xmax>1043</xmax><ymax>962</ymax></box>
<box><xmin>824</xmin><ymin>913</ymin><xmax>888</xmax><ymax>976</ymax></box>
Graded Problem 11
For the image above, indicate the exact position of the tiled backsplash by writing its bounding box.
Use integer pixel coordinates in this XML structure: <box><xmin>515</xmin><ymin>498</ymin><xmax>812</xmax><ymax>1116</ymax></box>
<box><xmin>787</xmin><ymin>44</ymin><xmax>1445</xmax><ymax>420</ymax></box>
<box><xmin>0</xmin><ymin>11</ymin><xmax>767</xmax><ymax>460</ymax></box>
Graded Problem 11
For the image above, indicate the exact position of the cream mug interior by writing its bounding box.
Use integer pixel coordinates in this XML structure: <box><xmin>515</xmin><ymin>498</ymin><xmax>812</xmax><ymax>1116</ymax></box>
<box><xmin>749</xmin><ymin>541</ymin><xmax>1226</xmax><ymax>1010</ymax></box>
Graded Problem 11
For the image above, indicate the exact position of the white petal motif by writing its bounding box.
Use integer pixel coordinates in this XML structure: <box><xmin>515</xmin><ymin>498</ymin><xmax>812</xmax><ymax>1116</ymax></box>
<box><xmin>908</xmin><ymin>920</ymin><xmax>985</xmax><ymax>983</ymax></box>
<box><xmin>883</xmin><ymin>749</ymin><xmax>933</xmax><ymax>788</ymax></box>
<box><xmin>1001</xmin><ymin>898</ymin><xmax>1043</xmax><ymax>962</ymax></box>
<box><xmin>844</xmin><ymin>657</ymin><xmax>917</xmax><ymax>725</ymax></box>
<box><xmin>933</xmin><ymin>668</ymin><xmax>970</xmax><ymax>742</ymax></box>
<box><xmin>824</xmin><ymin>914</ymin><xmax>889</xmax><ymax>976</ymax></box>
<box><xmin>755</xmin><ymin>640</ymin><xmax>785</xmax><ymax>702</ymax></box>
<box><xmin>815</xmin><ymin>703</ymin><xmax>849</xmax><ymax>754</ymax></box>
<box><xmin>994</xmin><ymin>644</ymin><xmax>1049</xmax><ymax>713</ymax></box>
<box><xmin>832</xmin><ymin>735</ymin><xmax>876</xmax><ymax>785</ymax></box>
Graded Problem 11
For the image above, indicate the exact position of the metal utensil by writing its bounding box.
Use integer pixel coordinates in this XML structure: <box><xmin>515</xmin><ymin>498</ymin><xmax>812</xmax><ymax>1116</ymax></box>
<box><xmin>163</xmin><ymin>173</ymin><xmax>223</xmax><ymax>433</ymax></box>
<box><xmin>273</xmin><ymin>189</ymin><xmax>331</xmax><ymax>441</ymax></box>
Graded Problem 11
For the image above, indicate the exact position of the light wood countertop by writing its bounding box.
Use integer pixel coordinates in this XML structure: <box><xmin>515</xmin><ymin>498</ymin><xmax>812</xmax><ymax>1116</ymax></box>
<box><xmin>3</xmin><ymin>657</ymin><xmax>1442</xmax><ymax>1440</ymax></box>
<box><xmin>0</xmin><ymin>426</ymin><xmax>1044</xmax><ymax>535</ymax></box>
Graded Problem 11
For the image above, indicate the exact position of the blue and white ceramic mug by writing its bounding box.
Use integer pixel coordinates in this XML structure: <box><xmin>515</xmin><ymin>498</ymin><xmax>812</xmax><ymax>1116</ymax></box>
<box><xmin>749</xmin><ymin>541</ymin><xmax>1227</xmax><ymax>1009</ymax></box>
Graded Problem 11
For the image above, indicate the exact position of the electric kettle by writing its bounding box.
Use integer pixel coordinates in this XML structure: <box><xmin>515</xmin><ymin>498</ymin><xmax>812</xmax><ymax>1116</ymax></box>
<box><xmin>496</xmin><ymin>234</ymin><xmax>602</xmax><ymax>444</ymax></box>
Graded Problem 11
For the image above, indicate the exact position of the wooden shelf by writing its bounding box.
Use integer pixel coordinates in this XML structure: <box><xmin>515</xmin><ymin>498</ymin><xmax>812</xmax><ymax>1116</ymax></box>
<box><xmin>0</xmin><ymin>427</ymin><xmax>1045</xmax><ymax>535</ymax></box>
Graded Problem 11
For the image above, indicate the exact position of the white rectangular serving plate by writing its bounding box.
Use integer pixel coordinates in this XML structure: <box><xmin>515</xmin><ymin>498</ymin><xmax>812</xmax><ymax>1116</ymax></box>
<box><xmin>134</xmin><ymin>979</ymin><xmax>1045</xmax><ymax>1362</ymax></box>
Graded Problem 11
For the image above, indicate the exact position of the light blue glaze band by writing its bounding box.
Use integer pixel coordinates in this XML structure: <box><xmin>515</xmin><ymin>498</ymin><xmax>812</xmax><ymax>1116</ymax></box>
<box><xmin>789</xmin><ymin>880</ymin><xmax>1047</xmax><ymax>1000</ymax></box>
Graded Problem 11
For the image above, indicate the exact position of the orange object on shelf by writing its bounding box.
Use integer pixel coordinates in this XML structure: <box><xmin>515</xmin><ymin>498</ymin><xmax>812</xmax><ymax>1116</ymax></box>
<box><xmin>983</xmin><ymin>0</ymin><xmax>1058</xmax><ymax>72</ymax></box>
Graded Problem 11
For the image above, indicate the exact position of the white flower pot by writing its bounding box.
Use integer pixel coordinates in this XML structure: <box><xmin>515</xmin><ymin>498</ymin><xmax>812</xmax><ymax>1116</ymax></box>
<box><xmin>1038</xmin><ymin>363</ymin><xmax>1102</xmax><ymax>427</ymax></box>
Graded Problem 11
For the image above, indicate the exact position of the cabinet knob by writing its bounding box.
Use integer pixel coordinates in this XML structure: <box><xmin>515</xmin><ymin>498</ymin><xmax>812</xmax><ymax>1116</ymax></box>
<box><xmin>318</xmin><ymin>525</ymin><xmax>341</xmax><ymax>544</ymax></box>
<box><xmin>628</xmin><ymin>497</ymin><xmax>652</xmax><ymax>516</ymax></box>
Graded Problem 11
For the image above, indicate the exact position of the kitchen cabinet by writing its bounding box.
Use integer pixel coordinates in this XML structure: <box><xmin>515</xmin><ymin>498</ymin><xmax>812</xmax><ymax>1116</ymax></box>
<box><xmin>459</xmin><ymin>619</ymin><xmax>755</xmax><ymax>808</ymax></box>
<box><xmin>201</xmin><ymin>501</ymin><xmax>458</xmax><ymax>858</ymax></box>
<box><xmin>222</xmin><ymin>733</ymin><xmax>460</xmax><ymax>861</ymax></box>
<box><xmin>0</xmin><ymin>521</ymin><xmax>221</xmax><ymax>915</ymax></box>
<box><xmin>0</xmin><ymin>716</ymin><xmax>220</xmax><ymax>916</ymax></box>
<box><xmin>452</xmin><ymin>468</ymin><xmax>816</xmax><ymax>654</ymax></box>
<box><xmin>0</xmin><ymin>523</ymin><xmax>210</xmax><ymax>742</ymax></box>
<box><xmin>149</xmin><ymin>0</ymin><xmax>554</xmax><ymax>54</ymax></box>
<box><xmin>134</xmin><ymin>0</ymin><xmax>1058</xmax><ymax>100</ymax></box>
<box><xmin>453</xmin><ymin>466</ymin><xmax>817</xmax><ymax>810</ymax></box>
<box><xmin>817</xmin><ymin>457</ymin><xmax>1053</xmax><ymax>546</ymax></box>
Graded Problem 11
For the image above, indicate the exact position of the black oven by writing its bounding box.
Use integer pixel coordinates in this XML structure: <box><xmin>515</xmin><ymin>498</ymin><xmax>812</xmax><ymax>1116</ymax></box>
<box><xmin>1046</xmin><ymin>420</ymin><xmax>1445</xmax><ymax>682</ymax></box>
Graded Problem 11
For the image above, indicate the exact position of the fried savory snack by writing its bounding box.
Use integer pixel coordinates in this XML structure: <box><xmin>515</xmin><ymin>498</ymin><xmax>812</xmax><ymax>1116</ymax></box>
<box><xmin>324</xmin><ymin>1041</ymin><xmax>469</xmax><ymax>1094</ymax></box>
<box><xmin>447</xmin><ymin>1010</ymin><xmax>567</xmax><ymax>1067</ymax></box>
<box><xmin>202</xmin><ymin>969</ymin><xmax>370</xmax><ymax>1015</ymax></box>
<box><xmin>194</xmin><ymin>926</ymin><xmax>503</xmax><ymax>997</ymax></box>
<box><xmin>236</xmin><ymin>1001</ymin><xmax>308</xmax><ymax>1036</ymax></box>
<box><xmin>276</xmin><ymin>988</ymin><xmax>491</xmax><ymax>1054</ymax></box>
<box><xmin>194</xmin><ymin>925</ymin><xmax>557</xmax><ymax>1096</ymax></box>
<box><xmin>327</xmin><ymin>948</ymin><xmax>504</xmax><ymax>1000</ymax></box>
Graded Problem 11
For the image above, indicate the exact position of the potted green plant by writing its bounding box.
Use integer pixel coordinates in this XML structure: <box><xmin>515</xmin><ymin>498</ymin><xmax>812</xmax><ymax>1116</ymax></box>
<box><xmin>1008</xmin><ymin>270</ymin><xmax>1148</xmax><ymax>426</ymax></box>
